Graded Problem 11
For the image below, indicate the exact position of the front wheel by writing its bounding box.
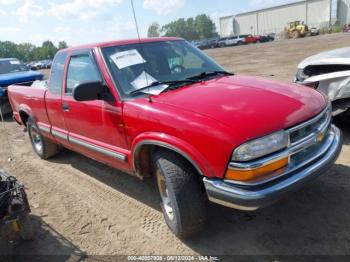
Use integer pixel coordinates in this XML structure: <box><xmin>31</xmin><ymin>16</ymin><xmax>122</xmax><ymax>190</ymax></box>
<box><xmin>153</xmin><ymin>150</ymin><xmax>207</xmax><ymax>239</ymax></box>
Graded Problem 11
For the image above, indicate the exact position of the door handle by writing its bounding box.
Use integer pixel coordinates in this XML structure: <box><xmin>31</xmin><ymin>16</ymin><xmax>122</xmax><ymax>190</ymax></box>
<box><xmin>62</xmin><ymin>103</ymin><xmax>70</xmax><ymax>112</ymax></box>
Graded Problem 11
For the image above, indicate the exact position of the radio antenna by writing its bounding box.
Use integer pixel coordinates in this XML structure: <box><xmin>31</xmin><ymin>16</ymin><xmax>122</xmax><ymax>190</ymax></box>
<box><xmin>130</xmin><ymin>0</ymin><xmax>152</xmax><ymax>102</ymax></box>
<box><xmin>130</xmin><ymin>0</ymin><xmax>141</xmax><ymax>40</ymax></box>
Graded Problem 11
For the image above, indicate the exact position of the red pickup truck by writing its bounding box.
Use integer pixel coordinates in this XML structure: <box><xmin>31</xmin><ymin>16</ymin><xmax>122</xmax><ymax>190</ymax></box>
<box><xmin>8</xmin><ymin>38</ymin><xmax>342</xmax><ymax>238</ymax></box>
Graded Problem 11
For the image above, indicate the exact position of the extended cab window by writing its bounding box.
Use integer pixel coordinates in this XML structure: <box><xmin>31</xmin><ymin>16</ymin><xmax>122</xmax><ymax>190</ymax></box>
<box><xmin>66</xmin><ymin>54</ymin><xmax>101</xmax><ymax>95</ymax></box>
<box><xmin>49</xmin><ymin>52</ymin><xmax>67</xmax><ymax>94</ymax></box>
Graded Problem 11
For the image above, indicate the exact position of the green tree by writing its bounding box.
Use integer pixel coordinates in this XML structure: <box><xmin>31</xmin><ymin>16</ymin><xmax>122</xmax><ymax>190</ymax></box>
<box><xmin>161</xmin><ymin>14</ymin><xmax>217</xmax><ymax>40</ymax></box>
<box><xmin>0</xmin><ymin>41</ymin><xmax>20</xmax><ymax>59</ymax></box>
<box><xmin>194</xmin><ymin>14</ymin><xmax>218</xmax><ymax>39</ymax></box>
<box><xmin>58</xmin><ymin>41</ymin><xmax>68</xmax><ymax>50</ymax></box>
<box><xmin>41</xmin><ymin>40</ymin><xmax>57</xmax><ymax>59</ymax></box>
<box><xmin>0</xmin><ymin>40</ymin><xmax>68</xmax><ymax>62</ymax></box>
<box><xmin>147</xmin><ymin>22</ymin><xmax>160</xmax><ymax>37</ymax></box>
<box><xmin>17</xmin><ymin>43</ymin><xmax>35</xmax><ymax>61</ymax></box>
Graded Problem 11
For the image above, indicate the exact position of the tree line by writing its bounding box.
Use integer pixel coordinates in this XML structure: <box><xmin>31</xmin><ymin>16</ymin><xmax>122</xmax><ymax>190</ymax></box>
<box><xmin>147</xmin><ymin>14</ymin><xmax>218</xmax><ymax>40</ymax></box>
<box><xmin>0</xmin><ymin>40</ymin><xmax>68</xmax><ymax>62</ymax></box>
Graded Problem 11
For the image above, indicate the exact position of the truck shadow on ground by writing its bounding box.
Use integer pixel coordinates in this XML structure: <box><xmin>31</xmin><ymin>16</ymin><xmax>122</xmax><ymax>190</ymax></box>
<box><xmin>0</xmin><ymin>215</ymin><xmax>86</xmax><ymax>260</ymax></box>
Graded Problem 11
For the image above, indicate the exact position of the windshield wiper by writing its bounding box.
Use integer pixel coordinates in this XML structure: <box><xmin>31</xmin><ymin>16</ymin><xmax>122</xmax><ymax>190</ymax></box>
<box><xmin>129</xmin><ymin>79</ymin><xmax>200</xmax><ymax>96</ymax></box>
<box><xmin>186</xmin><ymin>70</ymin><xmax>234</xmax><ymax>80</ymax></box>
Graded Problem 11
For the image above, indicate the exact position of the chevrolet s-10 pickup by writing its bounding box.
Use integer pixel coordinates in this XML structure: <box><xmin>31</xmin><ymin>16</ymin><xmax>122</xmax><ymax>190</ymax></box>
<box><xmin>8</xmin><ymin>38</ymin><xmax>342</xmax><ymax>238</ymax></box>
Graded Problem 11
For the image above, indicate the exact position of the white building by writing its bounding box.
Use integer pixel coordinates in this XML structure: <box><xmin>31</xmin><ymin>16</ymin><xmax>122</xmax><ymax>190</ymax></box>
<box><xmin>220</xmin><ymin>0</ymin><xmax>349</xmax><ymax>37</ymax></box>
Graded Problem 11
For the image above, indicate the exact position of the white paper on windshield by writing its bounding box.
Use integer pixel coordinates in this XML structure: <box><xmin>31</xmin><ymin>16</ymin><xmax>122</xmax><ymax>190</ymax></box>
<box><xmin>131</xmin><ymin>71</ymin><xmax>156</xmax><ymax>89</ymax></box>
<box><xmin>110</xmin><ymin>49</ymin><xmax>145</xmax><ymax>69</ymax></box>
<box><xmin>9</xmin><ymin>60</ymin><xmax>20</xmax><ymax>65</ymax></box>
<box><xmin>131</xmin><ymin>71</ymin><xmax>168</xmax><ymax>95</ymax></box>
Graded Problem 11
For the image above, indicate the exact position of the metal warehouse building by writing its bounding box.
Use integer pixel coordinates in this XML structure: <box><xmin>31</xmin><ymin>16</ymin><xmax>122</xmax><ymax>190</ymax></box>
<box><xmin>220</xmin><ymin>0</ymin><xmax>350</xmax><ymax>36</ymax></box>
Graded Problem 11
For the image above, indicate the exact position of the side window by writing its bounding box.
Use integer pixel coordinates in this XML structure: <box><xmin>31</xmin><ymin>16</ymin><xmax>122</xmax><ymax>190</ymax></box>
<box><xmin>66</xmin><ymin>54</ymin><xmax>101</xmax><ymax>95</ymax></box>
<box><xmin>49</xmin><ymin>52</ymin><xmax>67</xmax><ymax>94</ymax></box>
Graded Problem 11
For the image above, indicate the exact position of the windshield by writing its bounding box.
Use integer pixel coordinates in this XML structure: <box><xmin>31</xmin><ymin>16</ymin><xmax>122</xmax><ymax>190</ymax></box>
<box><xmin>0</xmin><ymin>59</ymin><xmax>29</xmax><ymax>75</ymax></box>
<box><xmin>101</xmin><ymin>40</ymin><xmax>225</xmax><ymax>98</ymax></box>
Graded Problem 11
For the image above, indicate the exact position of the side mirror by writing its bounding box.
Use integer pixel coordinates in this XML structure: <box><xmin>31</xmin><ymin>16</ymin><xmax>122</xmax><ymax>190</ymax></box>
<box><xmin>30</xmin><ymin>66</ymin><xmax>37</xmax><ymax>71</ymax></box>
<box><xmin>73</xmin><ymin>81</ymin><xmax>105</xmax><ymax>101</ymax></box>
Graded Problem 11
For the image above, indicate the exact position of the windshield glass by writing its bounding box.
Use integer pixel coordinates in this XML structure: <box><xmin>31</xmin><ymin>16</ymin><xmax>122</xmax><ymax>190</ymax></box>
<box><xmin>101</xmin><ymin>40</ymin><xmax>225</xmax><ymax>98</ymax></box>
<box><xmin>0</xmin><ymin>59</ymin><xmax>29</xmax><ymax>75</ymax></box>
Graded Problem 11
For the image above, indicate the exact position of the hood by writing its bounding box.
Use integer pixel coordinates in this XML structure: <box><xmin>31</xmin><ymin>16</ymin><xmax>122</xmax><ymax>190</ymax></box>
<box><xmin>153</xmin><ymin>75</ymin><xmax>326</xmax><ymax>141</ymax></box>
<box><xmin>298</xmin><ymin>47</ymin><xmax>350</xmax><ymax>69</ymax></box>
<box><xmin>0</xmin><ymin>70</ymin><xmax>43</xmax><ymax>87</ymax></box>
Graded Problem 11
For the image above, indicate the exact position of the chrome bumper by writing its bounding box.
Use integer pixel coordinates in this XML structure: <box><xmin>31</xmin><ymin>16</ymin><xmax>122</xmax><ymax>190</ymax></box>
<box><xmin>203</xmin><ymin>125</ymin><xmax>343</xmax><ymax>211</ymax></box>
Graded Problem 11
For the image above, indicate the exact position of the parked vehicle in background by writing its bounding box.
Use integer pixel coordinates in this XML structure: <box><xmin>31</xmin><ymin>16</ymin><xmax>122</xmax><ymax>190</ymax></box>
<box><xmin>33</xmin><ymin>60</ymin><xmax>52</xmax><ymax>69</ymax></box>
<box><xmin>8</xmin><ymin>38</ymin><xmax>342</xmax><ymax>238</ymax></box>
<box><xmin>42</xmin><ymin>60</ymin><xmax>52</xmax><ymax>69</ymax></box>
<box><xmin>260</xmin><ymin>33</ymin><xmax>275</xmax><ymax>42</ymax></box>
<box><xmin>197</xmin><ymin>39</ymin><xmax>219</xmax><ymax>50</ymax></box>
<box><xmin>343</xmin><ymin>23</ymin><xmax>350</xmax><ymax>32</ymax></box>
<box><xmin>0</xmin><ymin>58</ymin><xmax>43</xmax><ymax>115</ymax></box>
<box><xmin>27</xmin><ymin>61</ymin><xmax>38</xmax><ymax>71</ymax></box>
<box><xmin>295</xmin><ymin>47</ymin><xmax>350</xmax><ymax>116</ymax></box>
<box><xmin>217</xmin><ymin>37</ymin><xmax>228</xmax><ymax>47</ymax></box>
<box><xmin>242</xmin><ymin>35</ymin><xmax>261</xmax><ymax>44</ymax></box>
<box><xmin>191</xmin><ymin>41</ymin><xmax>202</xmax><ymax>49</ymax></box>
<box><xmin>310</xmin><ymin>27</ymin><xmax>320</xmax><ymax>36</ymax></box>
<box><xmin>224</xmin><ymin>35</ymin><xmax>246</xmax><ymax>46</ymax></box>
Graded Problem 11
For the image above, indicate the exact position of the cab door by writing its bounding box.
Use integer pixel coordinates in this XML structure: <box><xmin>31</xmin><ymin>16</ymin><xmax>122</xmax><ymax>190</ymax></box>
<box><xmin>62</xmin><ymin>50</ymin><xmax>129</xmax><ymax>171</ymax></box>
<box><xmin>45</xmin><ymin>51</ymin><xmax>71</xmax><ymax>148</ymax></box>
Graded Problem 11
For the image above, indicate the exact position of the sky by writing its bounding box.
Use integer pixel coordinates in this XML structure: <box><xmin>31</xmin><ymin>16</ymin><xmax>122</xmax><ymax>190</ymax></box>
<box><xmin>0</xmin><ymin>0</ymin><xmax>296</xmax><ymax>46</ymax></box>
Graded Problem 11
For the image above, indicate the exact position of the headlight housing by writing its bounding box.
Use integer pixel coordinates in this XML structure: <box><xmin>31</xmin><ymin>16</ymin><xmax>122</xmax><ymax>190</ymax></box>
<box><xmin>295</xmin><ymin>68</ymin><xmax>309</xmax><ymax>82</ymax></box>
<box><xmin>232</xmin><ymin>130</ymin><xmax>288</xmax><ymax>162</ymax></box>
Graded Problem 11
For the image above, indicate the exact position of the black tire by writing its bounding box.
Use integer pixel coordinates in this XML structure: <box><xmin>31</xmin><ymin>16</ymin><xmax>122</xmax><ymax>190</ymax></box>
<box><xmin>153</xmin><ymin>149</ymin><xmax>207</xmax><ymax>239</ymax></box>
<box><xmin>18</xmin><ymin>214</ymin><xmax>34</xmax><ymax>241</ymax></box>
<box><xmin>27</xmin><ymin>117</ymin><xmax>59</xmax><ymax>159</ymax></box>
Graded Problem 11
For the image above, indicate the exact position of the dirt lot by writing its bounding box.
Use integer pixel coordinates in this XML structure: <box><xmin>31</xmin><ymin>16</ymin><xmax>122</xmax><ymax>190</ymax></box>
<box><xmin>1</xmin><ymin>33</ymin><xmax>350</xmax><ymax>257</ymax></box>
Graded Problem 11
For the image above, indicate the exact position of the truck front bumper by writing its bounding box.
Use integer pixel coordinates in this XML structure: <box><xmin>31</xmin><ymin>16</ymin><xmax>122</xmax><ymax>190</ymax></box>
<box><xmin>203</xmin><ymin>125</ymin><xmax>343</xmax><ymax>211</ymax></box>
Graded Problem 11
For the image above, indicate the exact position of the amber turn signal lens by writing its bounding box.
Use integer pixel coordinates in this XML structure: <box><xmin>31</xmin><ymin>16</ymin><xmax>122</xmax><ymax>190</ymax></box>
<box><xmin>225</xmin><ymin>157</ymin><xmax>288</xmax><ymax>182</ymax></box>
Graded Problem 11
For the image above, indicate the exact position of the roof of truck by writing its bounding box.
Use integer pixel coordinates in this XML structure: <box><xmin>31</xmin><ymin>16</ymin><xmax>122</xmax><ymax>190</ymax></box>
<box><xmin>59</xmin><ymin>37</ymin><xmax>184</xmax><ymax>53</ymax></box>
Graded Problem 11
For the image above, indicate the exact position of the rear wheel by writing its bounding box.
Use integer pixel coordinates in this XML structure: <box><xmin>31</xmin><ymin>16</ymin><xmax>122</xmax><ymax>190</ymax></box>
<box><xmin>27</xmin><ymin>118</ymin><xmax>59</xmax><ymax>159</ymax></box>
<box><xmin>153</xmin><ymin>150</ymin><xmax>207</xmax><ymax>239</ymax></box>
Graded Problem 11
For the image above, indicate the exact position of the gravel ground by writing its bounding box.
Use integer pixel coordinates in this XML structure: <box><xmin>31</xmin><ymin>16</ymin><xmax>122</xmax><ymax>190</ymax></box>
<box><xmin>0</xmin><ymin>33</ymin><xmax>350</xmax><ymax>257</ymax></box>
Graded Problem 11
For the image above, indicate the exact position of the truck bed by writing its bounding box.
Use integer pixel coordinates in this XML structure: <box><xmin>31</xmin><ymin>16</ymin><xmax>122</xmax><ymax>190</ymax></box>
<box><xmin>8</xmin><ymin>82</ymin><xmax>50</xmax><ymax>126</ymax></box>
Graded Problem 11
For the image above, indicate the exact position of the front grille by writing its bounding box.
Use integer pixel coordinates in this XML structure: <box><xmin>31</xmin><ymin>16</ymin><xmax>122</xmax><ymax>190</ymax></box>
<box><xmin>289</xmin><ymin>105</ymin><xmax>331</xmax><ymax>145</ymax></box>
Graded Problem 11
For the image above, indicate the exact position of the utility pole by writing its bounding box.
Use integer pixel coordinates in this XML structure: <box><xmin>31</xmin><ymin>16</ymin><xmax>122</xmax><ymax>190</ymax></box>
<box><xmin>305</xmin><ymin>0</ymin><xmax>308</xmax><ymax>25</ymax></box>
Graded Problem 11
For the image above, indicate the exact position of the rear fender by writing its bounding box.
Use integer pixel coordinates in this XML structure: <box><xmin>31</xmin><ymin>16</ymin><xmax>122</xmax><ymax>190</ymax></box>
<box><xmin>18</xmin><ymin>104</ymin><xmax>34</xmax><ymax>125</ymax></box>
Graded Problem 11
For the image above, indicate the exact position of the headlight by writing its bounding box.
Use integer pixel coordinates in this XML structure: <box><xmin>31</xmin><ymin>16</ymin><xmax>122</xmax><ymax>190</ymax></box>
<box><xmin>232</xmin><ymin>130</ymin><xmax>288</xmax><ymax>162</ymax></box>
<box><xmin>296</xmin><ymin>68</ymin><xmax>308</xmax><ymax>82</ymax></box>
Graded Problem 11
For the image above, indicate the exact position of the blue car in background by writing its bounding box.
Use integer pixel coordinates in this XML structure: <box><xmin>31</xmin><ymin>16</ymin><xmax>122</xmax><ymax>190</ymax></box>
<box><xmin>0</xmin><ymin>58</ymin><xmax>43</xmax><ymax>116</ymax></box>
